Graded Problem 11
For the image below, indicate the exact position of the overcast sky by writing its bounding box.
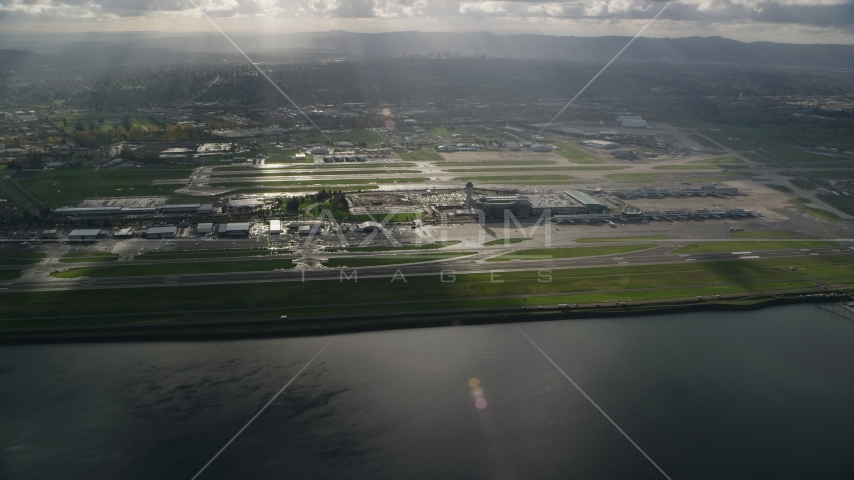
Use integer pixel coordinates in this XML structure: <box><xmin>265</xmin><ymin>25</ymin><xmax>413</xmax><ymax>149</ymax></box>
<box><xmin>1</xmin><ymin>0</ymin><xmax>852</xmax><ymax>44</ymax></box>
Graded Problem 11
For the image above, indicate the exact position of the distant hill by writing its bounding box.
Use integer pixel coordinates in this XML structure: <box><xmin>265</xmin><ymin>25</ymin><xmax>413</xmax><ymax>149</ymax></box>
<box><xmin>2</xmin><ymin>32</ymin><xmax>853</xmax><ymax>69</ymax></box>
<box><xmin>0</xmin><ymin>49</ymin><xmax>48</xmax><ymax>70</ymax></box>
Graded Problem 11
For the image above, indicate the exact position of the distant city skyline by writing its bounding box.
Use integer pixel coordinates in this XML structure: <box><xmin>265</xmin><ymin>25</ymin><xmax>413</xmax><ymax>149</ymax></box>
<box><xmin>0</xmin><ymin>0</ymin><xmax>852</xmax><ymax>44</ymax></box>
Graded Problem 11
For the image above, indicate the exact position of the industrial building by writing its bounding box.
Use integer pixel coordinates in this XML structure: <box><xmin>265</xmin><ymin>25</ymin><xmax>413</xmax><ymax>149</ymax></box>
<box><xmin>289</xmin><ymin>221</ymin><xmax>325</xmax><ymax>230</ymax></box>
<box><xmin>269</xmin><ymin>220</ymin><xmax>282</xmax><ymax>235</ymax></box>
<box><xmin>40</xmin><ymin>229</ymin><xmax>57</xmax><ymax>239</ymax></box>
<box><xmin>196</xmin><ymin>223</ymin><xmax>214</xmax><ymax>236</ymax></box>
<box><xmin>564</xmin><ymin>190</ymin><xmax>610</xmax><ymax>213</ymax></box>
<box><xmin>531</xmin><ymin>144</ymin><xmax>552</xmax><ymax>152</ymax></box>
<box><xmin>221</xmin><ymin>223</ymin><xmax>251</xmax><ymax>237</ymax></box>
<box><xmin>581</xmin><ymin>139</ymin><xmax>620</xmax><ymax>149</ymax></box>
<box><xmin>225</xmin><ymin>198</ymin><xmax>264</xmax><ymax>211</ymax></box>
<box><xmin>114</xmin><ymin>228</ymin><xmax>135</xmax><ymax>239</ymax></box>
<box><xmin>617</xmin><ymin>116</ymin><xmax>648</xmax><ymax>128</ymax></box>
<box><xmin>145</xmin><ymin>226</ymin><xmax>177</xmax><ymax>239</ymax></box>
<box><xmin>504</xmin><ymin>141</ymin><xmax>520</xmax><ymax>151</ymax></box>
<box><xmin>68</xmin><ymin>229</ymin><xmax>102</xmax><ymax>241</ymax></box>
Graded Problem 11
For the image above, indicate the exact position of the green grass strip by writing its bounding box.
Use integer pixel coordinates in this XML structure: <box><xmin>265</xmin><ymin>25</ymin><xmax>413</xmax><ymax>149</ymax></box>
<box><xmin>51</xmin><ymin>259</ymin><xmax>295</xmax><ymax>278</ymax></box>
<box><xmin>486</xmin><ymin>244</ymin><xmax>655</xmax><ymax>262</ymax></box>
<box><xmin>673</xmin><ymin>241</ymin><xmax>837</xmax><ymax>254</ymax></box>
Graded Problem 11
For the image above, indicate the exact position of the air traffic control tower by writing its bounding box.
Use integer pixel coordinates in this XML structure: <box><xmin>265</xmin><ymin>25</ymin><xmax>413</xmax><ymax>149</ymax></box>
<box><xmin>465</xmin><ymin>180</ymin><xmax>474</xmax><ymax>211</ymax></box>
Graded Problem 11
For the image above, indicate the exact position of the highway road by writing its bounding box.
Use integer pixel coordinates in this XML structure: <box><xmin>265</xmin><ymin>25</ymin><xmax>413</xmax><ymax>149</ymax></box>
<box><xmin>2</xmin><ymin>245</ymin><xmax>852</xmax><ymax>293</ymax></box>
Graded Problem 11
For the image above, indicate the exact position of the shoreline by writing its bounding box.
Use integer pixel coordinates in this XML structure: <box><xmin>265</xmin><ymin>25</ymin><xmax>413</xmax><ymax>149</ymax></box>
<box><xmin>1</xmin><ymin>291</ymin><xmax>848</xmax><ymax>345</ymax></box>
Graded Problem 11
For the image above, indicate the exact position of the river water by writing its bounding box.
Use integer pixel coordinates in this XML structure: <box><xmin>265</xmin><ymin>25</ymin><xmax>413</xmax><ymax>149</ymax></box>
<box><xmin>2</xmin><ymin>304</ymin><xmax>854</xmax><ymax>479</ymax></box>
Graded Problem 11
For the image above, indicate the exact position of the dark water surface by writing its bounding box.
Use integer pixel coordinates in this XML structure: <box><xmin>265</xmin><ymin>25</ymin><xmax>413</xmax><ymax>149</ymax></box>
<box><xmin>3</xmin><ymin>304</ymin><xmax>854</xmax><ymax>479</ymax></box>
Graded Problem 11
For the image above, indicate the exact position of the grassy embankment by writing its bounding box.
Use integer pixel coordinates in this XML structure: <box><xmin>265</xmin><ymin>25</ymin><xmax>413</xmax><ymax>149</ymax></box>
<box><xmin>486</xmin><ymin>244</ymin><xmax>655</xmax><ymax>261</ymax></box>
<box><xmin>673</xmin><ymin>241</ymin><xmax>838</xmax><ymax>254</ymax></box>
<box><xmin>51</xmin><ymin>259</ymin><xmax>295</xmax><ymax>278</ymax></box>
<box><xmin>4</xmin><ymin>255</ymin><xmax>854</xmax><ymax>332</ymax></box>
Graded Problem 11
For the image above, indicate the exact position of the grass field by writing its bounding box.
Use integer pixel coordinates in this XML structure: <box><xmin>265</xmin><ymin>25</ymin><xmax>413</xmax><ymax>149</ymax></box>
<box><xmin>438</xmin><ymin>160</ymin><xmax>557</xmax><ymax>166</ymax></box>
<box><xmin>302</xmin><ymin>130</ymin><xmax>383</xmax><ymax>145</ymax></box>
<box><xmin>673</xmin><ymin>240</ymin><xmax>838</xmax><ymax>253</ymax></box>
<box><xmin>798</xmin><ymin>206</ymin><xmax>840</xmax><ymax>222</ymax></box>
<box><xmin>652</xmin><ymin>165</ymin><xmax>729</xmax><ymax>170</ymax></box>
<box><xmin>323</xmin><ymin>252</ymin><xmax>475</xmax><ymax>268</ymax></box>
<box><xmin>790</xmin><ymin>179</ymin><xmax>817</xmax><ymax>190</ymax></box>
<box><xmin>765</xmin><ymin>184</ymin><xmax>794</xmax><ymax>193</ymax></box>
<box><xmin>451</xmin><ymin>175</ymin><xmax>573</xmax><ymax>182</ymax></box>
<box><xmin>398</xmin><ymin>151</ymin><xmax>444</xmax><ymax>161</ymax></box>
<box><xmin>138</xmin><ymin>249</ymin><xmax>286</xmax><ymax>260</ymax></box>
<box><xmin>486</xmin><ymin>244</ymin><xmax>655</xmax><ymax>262</ymax></box>
<box><xmin>605</xmin><ymin>173</ymin><xmax>665</xmax><ymax>181</ymax></box>
<box><xmin>0</xmin><ymin>252</ymin><xmax>45</xmax><ymax>266</ymax></box>
<box><xmin>51</xmin><ymin>258</ymin><xmax>295</xmax><ymax>278</ymax></box>
<box><xmin>688</xmin><ymin>133</ymin><xmax>722</xmax><ymax>150</ymax></box>
<box><xmin>328</xmin><ymin>241</ymin><xmax>461</xmax><ymax>253</ymax></box>
<box><xmin>0</xmin><ymin>270</ymin><xmax>21</xmax><ymax>281</ymax></box>
<box><xmin>688</xmin><ymin>157</ymin><xmax>742</xmax><ymax>165</ymax></box>
<box><xmin>19</xmin><ymin>168</ymin><xmax>192</xmax><ymax>205</ymax></box>
<box><xmin>210</xmin><ymin>169</ymin><xmax>418</xmax><ymax>177</ymax></box>
<box><xmin>484</xmin><ymin>237</ymin><xmax>530</xmax><ymax>246</ymax></box>
<box><xmin>552</xmin><ymin>144</ymin><xmax>602</xmax><ymax>164</ymax></box>
<box><xmin>8</xmin><ymin>255</ymin><xmax>853</xmax><ymax>326</ymax></box>
<box><xmin>732</xmin><ymin>231</ymin><xmax>799</xmax><ymax>238</ymax></box>
<box><xmin>576</xmin><ymin>236</ymin><xmax>667</xmax><ymax>243</ymax></box>
<box><xmin>816</xmin><ymin>193</ymin><xmax>854</xmax><ymax>216</ymax></box>
<box><xmin>59</xmin><ymin>252</ymin><xmax>119</xmax><ymax>263</ymax></box>
<box><xmin>210</xmin><ymin>178</ymin><xmax>429</xmax><ymax>187</ymax></box>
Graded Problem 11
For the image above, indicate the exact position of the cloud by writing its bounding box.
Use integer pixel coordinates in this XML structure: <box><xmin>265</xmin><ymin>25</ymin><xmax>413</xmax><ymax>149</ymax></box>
<box><xmin>0</xmin><ymin>0</ymin><xmax>852</xmax><ymax>38</ymax></box>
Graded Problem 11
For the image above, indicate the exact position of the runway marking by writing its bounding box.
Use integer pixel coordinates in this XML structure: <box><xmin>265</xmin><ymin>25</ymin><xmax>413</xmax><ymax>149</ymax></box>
<box><xmin>190</xmin><ymin>338</ymin><xmax>335</xmax><ymax>480</ymax></box>
<box><xmin>514</xmin><ymin>324</ymin><xmax>672</xmax><ymax>480</ymax></box>
<box><xmin>618</xmin><ymin>262</ymin><xmax>629</xmax><ymax>264</ymax></box>
<box><xmin>809</xmin><ymin>253</ymin><xmax>819</xmax><ymax>256</ymax></box>
<box><xmin>740</xmin><ymin>256</ymin><xmax>760</xmax><ymax>259</ymax></box>
<box><xmin>732</xmin><ymin>251</ymin><xmax>751</xmax><ymax>255</ymax></box>
<box><xmin>685</xmin><ymin>258</ymin><xmax>696</xmax><ymax>261</ymax></box>
<box><xmin>800</xmin><ymin>249</ymin><xmax>811</xmax><ymax>252</ymax></box>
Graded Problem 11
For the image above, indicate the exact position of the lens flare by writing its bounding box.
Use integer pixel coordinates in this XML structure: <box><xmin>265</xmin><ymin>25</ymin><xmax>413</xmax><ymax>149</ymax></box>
<box><xmin>475</xmin><ymin>398</ymin><xmax>488</xmax><ymax>410</ymax></box>
<box><xmin>382</xmin><ymin>108</ymin><xmax>391</xmax><ymax>116</ymax></box>
<box><xmin>469</xmin><ymin>378</ymin><xmax>480</xmax><ymax>388</ymax></box>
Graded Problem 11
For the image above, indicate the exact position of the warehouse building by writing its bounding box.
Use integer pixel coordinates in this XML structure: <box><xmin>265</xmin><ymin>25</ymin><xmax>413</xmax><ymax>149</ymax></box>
<box><xmin>565</xmin><ymin>190</ymin><xmax>610</xmax><ymax>213</ymax></box>
<box><xmin>196</xmin><ymin>223</ymin><xmax>215</xmax><ymax>236</ymax></box>
<box><xmin>289</xmin><ymin>221</ymin><xmax>325</xmax><ymax>230</ymax></box>
<box><xmin>145</xmin><ymin>226</ymin><xmax>177</xmax><ymax>239</ymax></box>
<box><xmin>269</xmin><ymin>220</ymin><xmax>282</xmax><ymax>235</ymax></box>
<box><xmin>221</xmin><ymin>223</ymin><xmax>251</xmax><ymax>237</ymax></box>
<box><xmin>617</xmin><ymin>116</ymin><xmax>648</xmax><ymax>128</ymax></box>
<box><xmin>531</xmin><ymin>144</ymin><xmax>552</xmax><ymax>152</ymax></box>
<box><xmin>68</xmin><ymin>229</ymin><xmax>103</xmax><ymax>241</ymax></box>
<box><xmin>40</xmin><ymin>229</ymin><xmax>57</xmax><ymax>239</ymax></box>
<box><xmin>358</xmin><ymin>221</ymin><xmax>383</xmax><ymax>232</ymax></box>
